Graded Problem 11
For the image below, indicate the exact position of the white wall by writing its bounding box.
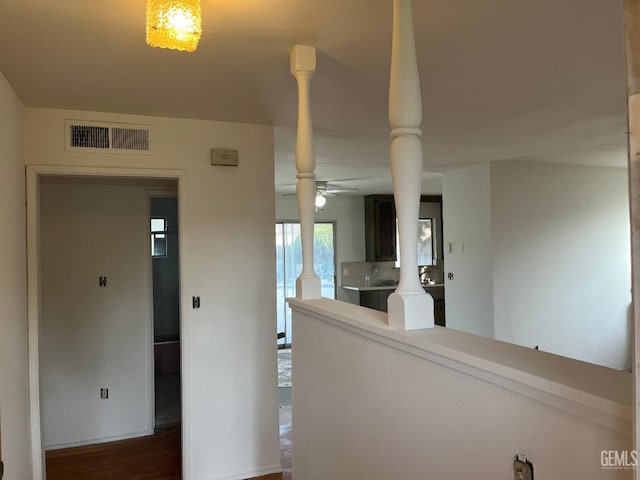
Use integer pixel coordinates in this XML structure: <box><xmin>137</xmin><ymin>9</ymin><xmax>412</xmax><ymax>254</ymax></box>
<box><xmin>275</xmin><ymin>195</ymin><xmax>366</xmax><ymax>304</ymax></box>
<box><xmin>442</xmin><ymin>161</ymin><xmax>632</xmax><ymax>370</ymax></box>
<box><xmin>442</xmin><ymin>164</ymin><xmax>495</xmax><ymax>337</ymax></box>
<box><xmin>0</xmin><ymin>72</ymin><xmax>31</xmax><ymax>479</ymax></box>
<box><xmin>25</xmin><ymin>108</ymin><xmax>281</xmax><ymax>479</ymax></box>
<box><xmin>39</xmin><ymin>181</ymin><xmax>153</xmax><ymax>448</ymax></box>
<box><xmin>292</xmin><ymin>301</ymin><xmax>631</xmax><ymax>480</ymax></box>
<box><xmin>491</xmin><ymin>162</ymin><xmax>631</xmax><ymax>369</ymax></box>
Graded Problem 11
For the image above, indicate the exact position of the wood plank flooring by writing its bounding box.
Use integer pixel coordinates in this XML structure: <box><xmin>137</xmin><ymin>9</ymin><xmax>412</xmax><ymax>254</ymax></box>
<box><xmin>46</xmin><ymin>424</ymin><xmax>292</xmax><ymax>480</ymax></box>
<box><xmin>46</xmin><ymin>426</ymin><xmax>182</xmax><ymax>480</ymax></box>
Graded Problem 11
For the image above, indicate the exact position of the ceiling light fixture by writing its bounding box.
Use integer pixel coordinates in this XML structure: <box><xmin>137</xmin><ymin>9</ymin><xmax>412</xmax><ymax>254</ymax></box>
<box><xmin>315</xmin><ymin>192</ymin><xmax>327</xmax><ymax>209</ymax></box>
<box><xmin>146</xmin><ymin>0</ymin><xmax>202</xmax><ymax>52</ymax></box>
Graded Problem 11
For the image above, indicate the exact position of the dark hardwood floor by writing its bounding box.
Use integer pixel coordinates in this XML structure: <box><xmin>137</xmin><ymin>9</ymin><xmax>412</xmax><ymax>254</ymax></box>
<box><xmin>46</xmin><ymin>424</ymin><xmax>292</xmax><ymax>480</ymax></box>
<box><xmin>46</xmin><ymin>426</ymin><xmax>182</xmax><ymax>480</ymax></box>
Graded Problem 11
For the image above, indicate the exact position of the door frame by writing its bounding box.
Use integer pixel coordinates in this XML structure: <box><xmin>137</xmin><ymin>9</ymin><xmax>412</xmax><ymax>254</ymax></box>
<box><xmin>26</xmin><ymin>165</ymin><xmax>188</xmax><ymax>480</ymax></box>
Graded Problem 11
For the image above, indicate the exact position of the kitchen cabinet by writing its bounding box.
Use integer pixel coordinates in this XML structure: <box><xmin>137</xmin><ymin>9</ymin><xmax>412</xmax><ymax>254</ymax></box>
<box><xmin>425</xmin><ymin>285</ymin><xmax>445</xmax><ymax>327</ymax></box>
<box><xmin>365</xmin><ymin>195</ymin><xmax>443</xmax><ymax>265</ymax></box>
<box><xmin>359</xmin><ymin>289</ymin><xmax>393</xmax><ymax>312</ymax></box>
<box><xmin>364</xmin><ymin>195</ymin><xmax>396</xmax><ymax>262</ymax></box>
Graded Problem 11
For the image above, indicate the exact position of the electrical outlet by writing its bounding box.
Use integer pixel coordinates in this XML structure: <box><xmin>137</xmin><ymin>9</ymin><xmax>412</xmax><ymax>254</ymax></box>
<box><xmin>514</xmin><ymin>455</ymin><xmax>533</xmax><ymax>480</ymax></box>
<box><xmin>100</xmin><ymin>388</ymin><xmax>109</xmax><ymax>399</ymax></box>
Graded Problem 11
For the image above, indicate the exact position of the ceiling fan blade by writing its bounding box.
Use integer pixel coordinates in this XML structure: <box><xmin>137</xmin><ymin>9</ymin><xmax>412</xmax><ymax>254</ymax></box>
<box><xmin>325</xmin><ymin>186</ymin><xmax>359</xmax><ymax>193</ymax></box>
<box><xmin>280</xmin><ymin>180</ymin><xmax>360</xmax><ymax>197</ymax></box>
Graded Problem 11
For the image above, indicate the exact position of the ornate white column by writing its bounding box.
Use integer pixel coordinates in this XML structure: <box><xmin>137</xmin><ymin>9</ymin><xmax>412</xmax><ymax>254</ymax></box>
<box><xmin>291</xmin><ymin>45</ymin><xmax>322</xmax><ymax>299</ymax></box>
<box><xmin>387</xmin><ymin>0</ymin><xmax>434</xmax><ymax>330</ymax></box>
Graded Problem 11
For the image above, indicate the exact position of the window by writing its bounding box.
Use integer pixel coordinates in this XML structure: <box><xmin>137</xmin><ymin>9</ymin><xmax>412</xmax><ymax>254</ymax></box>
<box><xmin>395</xmin><ymin>218</ymin><xmax>436</xmax><ymax>267</ymax></box>
<box><xmin>151</xmin><ymin>217</ymin><xmax>167</xmax><ymax>257</ymax></box>
<box><xmin>417</xmin><ymin>218</ymin><xmax>434</xmax><ymax>266</ymax></box>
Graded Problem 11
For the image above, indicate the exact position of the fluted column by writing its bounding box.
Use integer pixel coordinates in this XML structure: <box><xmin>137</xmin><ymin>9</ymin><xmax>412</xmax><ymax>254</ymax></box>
<box><xmin>387</xmin><ymin>0</ymin><xmax>434</xmax><ymax>329</ymax></box>
<box><xmin>291</xmin><ymin>45</ymin><xmax>322</xmax><ymax>299</ymax></box>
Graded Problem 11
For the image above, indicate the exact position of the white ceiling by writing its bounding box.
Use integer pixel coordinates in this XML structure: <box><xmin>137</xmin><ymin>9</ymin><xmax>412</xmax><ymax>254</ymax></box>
<box><xmin>0</xmin><ymin>0</ymin><xmax>629</xmax><ymax>195</ymax></box>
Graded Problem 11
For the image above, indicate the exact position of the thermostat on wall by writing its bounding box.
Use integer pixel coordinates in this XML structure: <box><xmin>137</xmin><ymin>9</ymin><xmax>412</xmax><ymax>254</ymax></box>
<box><xmin>211</xmin><ymin>148</ymin><xmax>239</xmax><ymax>166</ymax></box>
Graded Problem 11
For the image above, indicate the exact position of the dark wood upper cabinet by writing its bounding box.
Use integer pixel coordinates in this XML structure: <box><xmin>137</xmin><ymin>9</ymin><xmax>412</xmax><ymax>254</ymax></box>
<box><xmin>365</xmin><ymin>194</ymin><xmax>444</xmax><ymax>264</ymax></box>
<box><xmin>365</xmin><ymin>195</ymin><xmax>397</xmax><ymax>262</ymax></box>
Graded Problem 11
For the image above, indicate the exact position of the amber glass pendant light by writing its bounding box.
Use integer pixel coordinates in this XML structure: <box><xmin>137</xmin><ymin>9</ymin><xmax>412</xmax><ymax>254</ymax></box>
<box><xmin>146</xmin><ymin>0</ymin><xmax>202</xmax><ymax>52</ymax></box>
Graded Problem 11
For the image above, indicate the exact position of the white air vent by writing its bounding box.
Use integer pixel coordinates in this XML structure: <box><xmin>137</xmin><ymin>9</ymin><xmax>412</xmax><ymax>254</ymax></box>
<box><xmin>65</xmin><ymin>120</ymin><xmax>151</xmax><ymax>154</ymax></box>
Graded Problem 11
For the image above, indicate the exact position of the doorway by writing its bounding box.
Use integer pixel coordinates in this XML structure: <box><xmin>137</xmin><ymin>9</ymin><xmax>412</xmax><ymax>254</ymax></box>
<box><xmin>31</xmin><ymin>172</ymin><xmax>183</xmax><ymax>479</ymax></box>
<box><xmin>275</xmin><ymin>221</ymin><xmax>336</xmax><ymax>347</ymax></box>
<box><xmin>150</xmin><ymin>196</ymin><xmax>182</xmax><ymax>428</ymax></box>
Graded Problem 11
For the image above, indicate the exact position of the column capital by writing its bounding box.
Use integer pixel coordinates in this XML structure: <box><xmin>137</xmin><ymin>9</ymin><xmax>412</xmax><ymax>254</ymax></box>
<box><xmin>290</xmin><ymin>45</ymin><xmax>316</xmax><ymax>75</ymax></box>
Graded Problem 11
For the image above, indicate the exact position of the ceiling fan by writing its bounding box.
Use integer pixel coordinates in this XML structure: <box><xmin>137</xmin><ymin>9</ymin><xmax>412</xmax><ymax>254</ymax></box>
<box><xmin>315</xmin><ymin>180</ymin><xmax>358</xmax><ymax>196</ymax></box>
<box><xmin>314</xmin><ymin>181</ymin><xmax>358</xmax><ymax>208</ymax></box>
<box><xmin>282</xmin><ymin>181</ymin><xmax>359</xmax><ymax>209</ymax></box>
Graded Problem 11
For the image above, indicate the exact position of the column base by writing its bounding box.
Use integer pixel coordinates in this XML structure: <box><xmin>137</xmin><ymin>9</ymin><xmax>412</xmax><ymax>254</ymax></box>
<box><xmin>388</xmin><ymin>291</ymin><xmax>434</xmax><ymax>330</ymax></box>
<box><xmin>296</xmin><ymin>275</ymin><xmax>322</xmax><ymax>299</ymax></box>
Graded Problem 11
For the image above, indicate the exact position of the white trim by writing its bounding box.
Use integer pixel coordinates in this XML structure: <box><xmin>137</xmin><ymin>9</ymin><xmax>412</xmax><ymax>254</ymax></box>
<box><xmin>199</xmin><ymin>464</ymin><xmax>282</xmax><ymax>480</ymax></box>
<box><xmin>144</xmin><ymin>192</ymin><xmax>155</xmax><ymax>434</ymax></box>
<box><xmin>26</xmin><ymin>164</ymin><xmax>189</xmax><ymax>480</ymax></box>
<box><xmin>289</xmin><ymin>298</ymin><xmax>633</xmax><ymax>435</ymax></box>
<box><xmin>176</xmin><ymin>173</ymin><xmax>191</xmax><ymax>480</ymax></box>
<box><xmin>44</xmin><ymin>430</ymin><xmax>154</xmax><ymax>451</ymax></box>
<box><xmin>26</xmin><ymin>165</ymin><xmax>44</xmax><ymax>480</ymax></box>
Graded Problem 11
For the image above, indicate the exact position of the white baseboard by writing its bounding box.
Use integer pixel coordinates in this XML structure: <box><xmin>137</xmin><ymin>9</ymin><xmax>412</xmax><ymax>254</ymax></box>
<box><xmin>44</xmin><ymin>428</ymin><xmax>154</xmax><ymax>451</ymax></box>
<box><xmin>199</xmin><ymin>464</ymin><xmax>282</xmax><ymax>480</ymax></box>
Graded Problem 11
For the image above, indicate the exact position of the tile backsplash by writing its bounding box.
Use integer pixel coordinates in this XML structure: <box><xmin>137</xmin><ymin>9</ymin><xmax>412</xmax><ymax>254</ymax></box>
<box><xmin>341</xmin><ymin>261</ymin><xmax>397</xmax><ymax>286</ymax></box>
<box><xmin>341</xmin><ymin>260</ymin><xmax>444</xmax><ymax>286</ymax></box>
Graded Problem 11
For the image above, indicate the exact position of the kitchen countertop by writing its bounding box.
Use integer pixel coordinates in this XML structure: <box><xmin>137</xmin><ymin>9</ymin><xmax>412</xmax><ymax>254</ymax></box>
<box><xmin>342</xmin><ymin>283</ymin><xmax>444</xmax><ymax>292</ymax></box>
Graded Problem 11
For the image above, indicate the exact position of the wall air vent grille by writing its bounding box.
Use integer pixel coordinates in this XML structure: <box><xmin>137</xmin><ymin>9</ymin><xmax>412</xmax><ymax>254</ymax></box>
<box><xmin>65</xmin><ymin>120</ymin><xmax>152</xmax><ymax>154</ymax></box>
<box><xmin>70</xmin><ymin>125</ymin><xmax>110</xmax><ymax>149</ymax></box>
<box><xmin>112</xmin><ymin>128</ymin><xmax>149</xmax><ymax>151</ymax></box>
